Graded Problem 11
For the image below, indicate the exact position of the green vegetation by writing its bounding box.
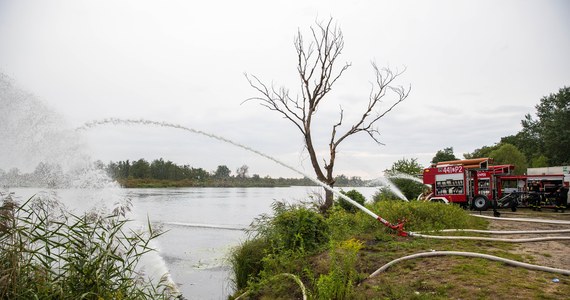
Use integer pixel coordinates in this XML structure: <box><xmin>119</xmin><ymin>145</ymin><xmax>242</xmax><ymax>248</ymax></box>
<box><xmin>0</xmin><ymin>158</ymin><xmax>367</xmax><ymax>188</ymax></box>
<box><xmin>228</xmin><ymin>199</ymin><xmax>491</xmax><ymax>299</ymax></box>
<box><xmin>313</xmin><ymin>238</ymin><xmax>362</xmax><ymax>299</ymax></box>
<box><xmin>106</xmin><ymin>159</ymin><xmax>366</xmax><ymax>188</ymax></box>
<box><xmin>0</xmin><ymin>194</ymin><xmax>176</xmax><ymax>299</ymax></box>
<box><xmin>431</xmin><ymin>147</ymin><xmax>458</xmax><ymax>164</ymax></box>
<box><xmin>380</xmin><ymin>158</ymin><xmax>427</xmax><ymax>200</ymax></box>
<box><xmin>336</xmin><ymin>189</ymin><xmax>366</xmax><ymax>213</ymax></box>
<box><xmin>465</xmin><ymin>86</ymin><xmax>570</xmax><ymax>167</ymax></box>
<box><xmin>229</xmin><ymin>197</ymin><xmax>570</xmax><ymax>299</ymax></box>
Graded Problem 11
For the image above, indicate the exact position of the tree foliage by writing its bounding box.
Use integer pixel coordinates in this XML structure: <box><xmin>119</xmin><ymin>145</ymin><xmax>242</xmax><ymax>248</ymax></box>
<box><xmin>488</xmin><ymin>143</ymin><xmax>527</xmax><ymax>175</ymax></box>
<box><xmin>130</xmin><ymin>159</ymin><xmax>151</xmax><ymax>179</ymax></box>
<box><xmin>333</xmin><ymin>175</ymin><xmax>365</xmax><ymax>187</ymax></box>
<box><xmin>381</xmin><ymin>158</ymin><xmax>426</xmax><ymax>200</ymax></box>
<box><xmin>106</xmin><ymin>158</ymin><xmax>210</xmax><ymax>181</ymax></box>
<box><xmin>499</xmin><ymin>121</ymin><xmax>542</xmax><ymax>165</ymax></box>
<box><xmin>463</xmin><ymin>145</ymin><xmax>499</xmax><ymax>160</ymax></box>
<box><xmin>530</xmin><ymin>155</ymin><xmax>549</xmax><ymax>168</ymax></box>
<box><xmin>390</xmin><ymin>157</ymin><xmax>423</xmax><ymax>175</ymax></box>
<box><xmin>527</xmin><ymin>86</ymin><xmax>570</xmax><ymax>165</ymax></box>
<box><xmin>336</xmin><ymin>189</ymin><xmax>366</xmax><ymax>213</ymax></box>
<box><xmin>236</xmin><ymin>165</ymin><xmax>249</xmax><ymax>178</ymax></box>
<box><xmin>431</xmin><ymin>147</ymin><xmax>457</xmax><ymax>164</ymax></box>
<box><xmin>213</xmin><ymin>165</ymin><xmax>231</xmax><ymax>179</ymax></box>
<box><xmin>467</xmin><ymin>86</ymin><xmax>569</xmax><ymax>168</ymax></box>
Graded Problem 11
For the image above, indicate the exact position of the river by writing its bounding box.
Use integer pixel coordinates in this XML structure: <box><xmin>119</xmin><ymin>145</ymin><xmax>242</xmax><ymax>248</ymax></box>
<box><xmin>8</xmin><ymin>186</ymin><xmax>379</xmax><ymax>300</ymax></box>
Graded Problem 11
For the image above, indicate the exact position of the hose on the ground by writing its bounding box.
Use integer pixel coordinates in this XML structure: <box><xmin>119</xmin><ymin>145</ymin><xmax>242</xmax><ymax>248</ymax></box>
<box><xmin>431</xmin><ymin>228</ymin><xmax>570</xmax><ymax>235</ymax></box>
<box><xmin>409</xmin><ymin>215</ymin><xmax>570</xmax><ymax>241</ymax></box>
<box><xmin>407</xmin><ymin>232</ymin><xmax>570</xmax><ymax>242</ymax></box>
<box><xmin>367</xmin><ymin>251</ymin><xmax>570</xmax><ymax>279</ymax></box>
<box><xmin>373</xmin><ymin>214</ymin><xmax>570</xmax><ymax>283</ymax></box>
<box><xmin>470</xmin><ymin>213</ymin><xmax>570</xmax><ymax>224</ymax></box>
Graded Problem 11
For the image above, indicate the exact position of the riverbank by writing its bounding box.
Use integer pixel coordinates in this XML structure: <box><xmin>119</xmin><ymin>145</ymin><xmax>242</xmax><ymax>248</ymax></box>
<box><xmin>229</xmin><ymin>205</ymin><xmax>570</xmax><ymax>299</ymax></box>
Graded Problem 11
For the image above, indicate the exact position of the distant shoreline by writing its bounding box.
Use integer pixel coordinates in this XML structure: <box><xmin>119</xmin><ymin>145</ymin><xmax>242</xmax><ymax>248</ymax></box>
<box><xmin>116</xmin><ymin>178</ymin><xmax>368</xmax><ymax>188</ymax></box>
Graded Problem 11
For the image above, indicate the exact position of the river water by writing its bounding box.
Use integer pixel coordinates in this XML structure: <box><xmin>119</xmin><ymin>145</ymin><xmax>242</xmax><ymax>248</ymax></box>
<box><xmin>8</xmin><ymin>186</ymin><xmax>379</xmax><ymax>300</ymax></box>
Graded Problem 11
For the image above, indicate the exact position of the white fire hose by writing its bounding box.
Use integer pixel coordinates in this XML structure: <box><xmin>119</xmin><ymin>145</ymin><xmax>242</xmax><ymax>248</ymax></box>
<box><xmin>368</xmin><ymin>213</ymin><xmax>570</xmax><ymax>280</ymax></box>
<box><xmin>368</xmin><ymin>251</ymin><xmax>570</xmax><ymax>278</ymax></box>
<box><xmin>407</xmin><ymin>232</ymin><xmax>570</xmax><ymax>243</ymax></box>
<box><xmin>470</xmin><ymin>213</ymin><xmax>570</xmax><ymax>224</ymax></box>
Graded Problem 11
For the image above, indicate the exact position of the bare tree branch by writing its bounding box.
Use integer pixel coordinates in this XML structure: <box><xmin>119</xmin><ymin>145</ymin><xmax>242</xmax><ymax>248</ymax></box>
<box><xmin>243</xmin><ymin>73</ymin><xmax>306</xmax><ymax>135</ymax></box>
<box><xmin>332</xmin><ymin>62</ymin><xmax>411</xmax><ymax>149</ymax></box>
<box><xmin>244</xmin><ymin>18</ymin><xmax>410</xmax><ymax>212</ymax></box>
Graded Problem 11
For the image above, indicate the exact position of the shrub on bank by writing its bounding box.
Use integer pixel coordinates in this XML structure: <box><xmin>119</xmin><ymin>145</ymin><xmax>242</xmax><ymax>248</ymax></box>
<box><xmin>230</xmin><ymin>198</ymin><xmax>487</xmax><ymax>299</ymax></box>
<box><xmin>336</xmin><ymin>189</ymin><xmax>366</xmax><ymax>213</ymax></box>
<box><xmin>249</xmin><ymin>201</ymin><xmax>330</xmax><ymax>254</ymax></box>
<box><xmin>313</xmin><ymin>238</ymin><xmax>363</xmax><ymax>299</ymax></box>
<box><xmin>230</xmin><ymin>202</ymin><xmax>329</xmax><ymax>294</ymax></box>
<box><xmin>229</xmin><ymin>238</ymin><xmax>270</xmax><ymax>290</ymax></box>
<box><xmin>365</xmin><ymin>200</ymin><xmax>486</xmax><ymax>232</ymax></box>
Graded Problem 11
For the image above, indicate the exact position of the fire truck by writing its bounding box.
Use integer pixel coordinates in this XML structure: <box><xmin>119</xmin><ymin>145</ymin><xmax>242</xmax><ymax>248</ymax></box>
<box><xmin>421</xmin><ymin>158</ymin><xmax>569</xmax><ymax>211</ymax></box>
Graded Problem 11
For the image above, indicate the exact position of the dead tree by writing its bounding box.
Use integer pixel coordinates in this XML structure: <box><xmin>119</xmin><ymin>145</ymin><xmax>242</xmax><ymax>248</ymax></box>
<box><xmin>245</xmin><ymin>19</ymin><xmax>410</xmax><ymax>213</ymax></box>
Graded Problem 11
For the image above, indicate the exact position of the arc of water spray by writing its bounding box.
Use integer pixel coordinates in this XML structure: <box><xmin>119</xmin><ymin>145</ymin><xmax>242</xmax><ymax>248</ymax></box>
<box><xmin>77</xmin><ymin>118</ymin><xmax>408</xmax><ymax>236</ymax></box>
<box><xmin>384</xmin><ymin>171</ymin><xmax>426</xmax><ymax>185</ymax></box>
<box><xmin>369</xmin><ymin>177</ymin><xmax>408</xmax><ymax>202</ymax></box>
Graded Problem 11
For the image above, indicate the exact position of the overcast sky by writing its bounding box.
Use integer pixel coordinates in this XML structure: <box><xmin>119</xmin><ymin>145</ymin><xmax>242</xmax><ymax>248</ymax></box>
<box><xmin>1</xmin><ymin>0</ymin><xmax>569</xmax><ymax>179</ymax></box>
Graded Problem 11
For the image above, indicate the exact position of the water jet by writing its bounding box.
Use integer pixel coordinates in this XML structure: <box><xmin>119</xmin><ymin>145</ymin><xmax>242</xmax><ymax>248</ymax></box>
<box><xmin>78</xmin><ymin>118</ymin><xmax>409</xmax><ymax>235</ymax></box>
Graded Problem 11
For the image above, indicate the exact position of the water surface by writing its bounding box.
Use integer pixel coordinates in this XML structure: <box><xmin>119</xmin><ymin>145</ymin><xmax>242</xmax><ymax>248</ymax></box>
<box><xmin>9</xmin><ymin>186</ymin><xmax>379</xmax><ymax>299</ymax></box>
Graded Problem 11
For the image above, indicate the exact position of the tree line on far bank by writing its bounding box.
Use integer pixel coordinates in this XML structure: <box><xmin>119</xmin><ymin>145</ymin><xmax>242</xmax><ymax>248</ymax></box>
<box><xmin>105</xmin><ymin>158</ymin><xmax>366</xmax><ymax>187</ymax></box>
<box><xmin>0</xmin><ymin>159</ymin><xmax>367</xmax><ymax>188</ymax></box>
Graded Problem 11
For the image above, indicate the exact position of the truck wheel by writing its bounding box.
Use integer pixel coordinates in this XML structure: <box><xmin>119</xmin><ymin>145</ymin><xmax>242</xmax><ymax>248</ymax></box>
<box><xmin>473</xmin><ymin>195</ymin><xmax>489</xmax><ymax>211</ymax></box>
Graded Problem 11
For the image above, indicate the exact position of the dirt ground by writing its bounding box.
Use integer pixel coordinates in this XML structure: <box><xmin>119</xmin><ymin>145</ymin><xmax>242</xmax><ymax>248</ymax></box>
<box><xmin>479</xmin><ymin>209</ymin><xmax>570</xmax><ymax>270</ymax></box>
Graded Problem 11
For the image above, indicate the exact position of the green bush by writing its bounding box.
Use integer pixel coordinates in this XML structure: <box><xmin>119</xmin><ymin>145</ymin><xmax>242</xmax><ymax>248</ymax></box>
<box><xmin>364</xmin><ymin>200</ymin><xmax>487</xmax><ymax>233</ymax></box>
<box><xmin>229</xmin><ymin>238</ymin><xmax>270</xmax><ymax>290</ymax></box>
<box><xmin>372</xmin><ymin>186</ymin><xmax>401</xmax><ymax>202</ymax></box>
<box><xmin>0</xmin><ymin>193</ymin><xmax>175</xmax><ymax>299</ymax></box>
<box><xmin>314</xmin><ymin>238</ymin><xmax>363</xmax><ymax>300</ymax></box>
<box><xmin>336</xmin><ymin>189</ymin><xmax>366</xmax><ymax>213</ymax></box>
<box><xmin>230</xmin><ymin>201</ymin><xmax>330</xmax><ymax>294</ymax></box>
<box><xmin>251</xmin><ymin>201</ymin><xmax>329</xmax><ymax>253</ymax></box>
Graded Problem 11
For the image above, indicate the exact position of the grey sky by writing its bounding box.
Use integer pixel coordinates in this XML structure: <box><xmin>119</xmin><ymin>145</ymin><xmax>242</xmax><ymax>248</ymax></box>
<box><xmin>1</xmin><ymin>0</ymin><xmax>569</xmax><ymax>179</ymax></box>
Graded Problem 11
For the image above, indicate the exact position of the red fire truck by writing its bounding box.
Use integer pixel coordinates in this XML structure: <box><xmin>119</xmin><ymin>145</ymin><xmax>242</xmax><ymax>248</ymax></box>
<box><xmin>421</xmin><ymin>158</ymin><xmax>568</xmax><ymax>211</ymax></box>
<box><xmin>495</xmin><ymin>174</ymin><xmax>567</xmax><ymax>210</ymax></box>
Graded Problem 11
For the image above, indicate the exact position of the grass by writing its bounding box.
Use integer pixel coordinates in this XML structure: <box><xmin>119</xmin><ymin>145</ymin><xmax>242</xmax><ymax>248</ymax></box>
<box><xmin>359</xmin><ymin>256</ymin><xmax>569</xmax><ymax>299</ymax></box>
<box><xmin>228</xmin><ymin>199</ymin><xmax>570</xmax><ymax>299</ymax></box>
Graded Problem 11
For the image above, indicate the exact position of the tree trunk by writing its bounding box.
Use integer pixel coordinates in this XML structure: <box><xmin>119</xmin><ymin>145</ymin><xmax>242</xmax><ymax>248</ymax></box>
<box><xmin>319</xmin><ymin>178</ymin><xmax>335</xmax><ymax>213</ymax></box>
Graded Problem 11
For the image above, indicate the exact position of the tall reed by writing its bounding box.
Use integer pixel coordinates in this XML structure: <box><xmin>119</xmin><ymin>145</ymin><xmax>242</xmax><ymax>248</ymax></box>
<box><xmin>0</xmin><ymin>192</ymin><xmax>177</xmax><ymax>299</ymax></box>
